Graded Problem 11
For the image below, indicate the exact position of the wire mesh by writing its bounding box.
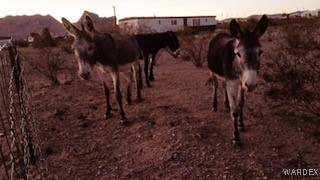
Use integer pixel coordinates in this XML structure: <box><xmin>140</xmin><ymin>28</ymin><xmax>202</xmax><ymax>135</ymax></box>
<box><xmin>0</xmin><ymin>38</ymin><xmax>44</xmax><ymax>179</ymax></box>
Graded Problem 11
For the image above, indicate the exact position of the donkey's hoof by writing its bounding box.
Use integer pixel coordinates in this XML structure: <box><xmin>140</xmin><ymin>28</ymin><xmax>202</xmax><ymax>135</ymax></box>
<box><xmin>232</xmin><ymin>139</ymin><xmax>242</xmax><ymax>147</ymax></box>
<box><xmin>127</xmin><ymin>97</ymin><xmax>132</xmax><ymax>104</ymax></box>
<box><xmin>225</xmin><ymin>105</ymin><xmax>230</xmax><ymax>112</ymax></box>
<box><xmin>239</xmin><ymin>125</ymin><xmax>246</xmax><ymax>132</ymax></box>
<box><xmin>121</xmin><ymin>118</ymin><xmax>129</xmax><ymax>125</ymax></box>
<box><xmin>212</xmin><ymin>106</ymin><xmax>218</xmax><ymax>112</ymax></box>
<box><xmin>135</xmin><ymin>98</ymin><xmax>144</xmax><ymax>103</ymax></box>
<box><xmin>104</xmin><ymin>113</ymin><xmax>112</xmax><ymax>119</ymax></box>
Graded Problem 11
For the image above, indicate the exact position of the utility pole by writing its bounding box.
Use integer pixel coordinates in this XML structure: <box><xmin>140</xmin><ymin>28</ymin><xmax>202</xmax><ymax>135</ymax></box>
<box><xmin>113</xmin><ymin>5</ymin><xmax>117</xmax><ymax>25</ymax></box>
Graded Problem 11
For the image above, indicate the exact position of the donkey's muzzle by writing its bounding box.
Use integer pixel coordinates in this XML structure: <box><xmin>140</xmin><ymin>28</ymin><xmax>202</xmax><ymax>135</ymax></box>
<box><xmin>79</xmin><ymin>71</ymin><xmax>91</xmax><ymax>80</ymax></box>
<box><xmin>173</xmin><ymin>49</ymin><xmax>181</xmax><ymax>58</ymax></box>
<box><xmin>245</xmin><ymin>82</ymin><xmax>257</xmax><ymax>92</ymax></box>
<box><xmin>242</xmin><ymin>69</ymin><xmax>258</xmax><ymax>92</ymax></box>
<box><xmin>167</xmin><ymin>48</ymin><xmax>180</xmax><ymax>58</ymax></box>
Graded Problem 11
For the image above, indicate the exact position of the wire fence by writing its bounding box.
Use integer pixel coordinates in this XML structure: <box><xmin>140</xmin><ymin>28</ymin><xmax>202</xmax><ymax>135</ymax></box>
<box><xmin>0</xmin><ymin>38</ymin><xmax>46</xmax><ymax>179</ymax></box>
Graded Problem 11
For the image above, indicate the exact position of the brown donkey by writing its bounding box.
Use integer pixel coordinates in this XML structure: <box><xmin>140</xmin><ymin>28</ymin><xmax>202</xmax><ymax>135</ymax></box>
<box><xmin>135</xmin><ymin>31</ymin><xmax>180</xmax><ymax>87</ymax></box>
<box><xmin>62</xmin><ymin>16</ymin><xmax>142</xmax><ymax>124</ymax></box>
<box><xmin>207</xmin><ymin>15</ymin><xmax>268</xmax><ymax>145</ymax></box>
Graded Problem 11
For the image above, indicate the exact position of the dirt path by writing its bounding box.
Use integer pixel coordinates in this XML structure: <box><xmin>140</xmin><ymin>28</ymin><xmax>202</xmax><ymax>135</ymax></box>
<box><xmin>30</xmin><ymin>52</ymin><xmax>320</xmax><ymax>179</ymax></box>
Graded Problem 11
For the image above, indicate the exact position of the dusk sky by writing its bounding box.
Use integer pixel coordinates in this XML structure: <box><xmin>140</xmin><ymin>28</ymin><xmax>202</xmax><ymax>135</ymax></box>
<box><xmin>1</xmin><ymin>0</ymin><xmax>320</xmax><ymax>22</ymax></box>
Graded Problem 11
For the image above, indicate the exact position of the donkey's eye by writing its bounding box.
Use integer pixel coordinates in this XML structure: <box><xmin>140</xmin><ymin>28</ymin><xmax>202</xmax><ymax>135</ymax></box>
<box><xmin>88</xmin><ymin>46</ymin><xmax>94</xmax><ymax>52</ymax></box>
<box><xmin>236</xmin><ymin>52</ymin><xmax>241</xmax><ymax>58</ymax></box>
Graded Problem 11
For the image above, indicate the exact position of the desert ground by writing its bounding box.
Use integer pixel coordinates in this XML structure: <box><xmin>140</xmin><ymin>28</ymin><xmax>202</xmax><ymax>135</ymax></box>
<box><xmin>3</xmin><ymin>25</ymin><xmax>320</xmax><ymax>179</ymax></box>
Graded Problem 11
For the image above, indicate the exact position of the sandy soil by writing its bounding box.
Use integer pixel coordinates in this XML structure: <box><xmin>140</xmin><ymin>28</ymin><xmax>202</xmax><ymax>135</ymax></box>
<box><xmin>15</xmin><ymin>35</ymin><xmax>320</xmax><ymax>180</ymax></box>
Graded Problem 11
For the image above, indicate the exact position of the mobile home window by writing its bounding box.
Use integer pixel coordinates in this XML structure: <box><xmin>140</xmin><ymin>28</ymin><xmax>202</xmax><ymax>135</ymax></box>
<box><xmin>159</xmin><ymin>20</ymin><xmax>161</xmax><ymax>24</ymax></box>
<box><xmin>171</xmin><ymin>20</ymin><xmax>177</xmax><ymax>25</ymax></box>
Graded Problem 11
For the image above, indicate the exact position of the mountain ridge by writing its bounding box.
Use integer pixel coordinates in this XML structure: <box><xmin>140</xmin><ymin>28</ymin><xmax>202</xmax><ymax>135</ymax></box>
<box><xmin>0</xmin><ymin>11</ymin><xmax>116</xmax><ymax>39</ymax></box>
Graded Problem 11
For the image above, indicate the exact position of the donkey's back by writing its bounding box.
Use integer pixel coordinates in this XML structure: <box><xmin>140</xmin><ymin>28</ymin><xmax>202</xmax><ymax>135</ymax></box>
<box><xmin>109</xmin><ymin>33</ymin><xmax>141</xmax><ymax>65</ymax></box>
<box><xmin>207</xmin><ymin>33</ymin><xmax>236</xmax><ymax>79</ymax></box>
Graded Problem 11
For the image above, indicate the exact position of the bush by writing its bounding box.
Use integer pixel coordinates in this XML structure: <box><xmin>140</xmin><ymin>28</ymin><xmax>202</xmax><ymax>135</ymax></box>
<box><xmin>33</xmin><ymin>27</ymin><xmax>57</xmax><ymax>48</ymax></box>
<box><xmin>15</xmin><ymin>39</ymin><xmax>29</xmax><ymax>48</ymax></box>
<box><xmin>263</xmin><ymin>19</ymin><xmax>320</xmax><ymax>120</ymax></box>
<box><xmin>27</xmin><ymin>48</ymin><xmax>68</xmax><ymax>85</ymax></box>
<box><xmin>120</xmin><ymin>22</ymin><xmax>155</xmax><ymax>34</ymax></box>
<box><xmin>58</xmin><ymin>36</ymin><xmax>74</xmax><ymax>54</ymax></box>
<box><xmin>180</xmin><ymin>31</ymin><xmax>211</xmax><ymax>67</ymax></box>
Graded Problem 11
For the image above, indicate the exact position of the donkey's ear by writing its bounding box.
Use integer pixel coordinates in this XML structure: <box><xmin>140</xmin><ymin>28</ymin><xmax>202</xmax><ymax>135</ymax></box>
<box><xmin>254</xmin><ymin>15</ymin><xmax>268</xmax><ymax>37</ymax></box>
<box><xmin>229</xmin><ymin>19</ymin><xmax>242</xmax><ymax>39</ymax></box>
<box><xmin>84</xmin><ymin>15</ymin><xmax>94</xmax><ymax>32</ymax></box>
<box><xmin>62</xmin><ymin>17</ymin><xmax>80</xmax><ymax>37</ymax></box>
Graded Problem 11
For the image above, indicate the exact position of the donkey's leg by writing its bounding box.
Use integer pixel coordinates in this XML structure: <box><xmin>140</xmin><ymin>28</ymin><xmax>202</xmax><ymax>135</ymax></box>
<box><xmin>110</xmin><ymin>71</ymin><xmax>127</xmax><ymax>124</ymax></box>
<box><xmin>138</xmin><ymin>62</ymin><xmax>143</xmax><ymax>90</ymax></box>
<box><xmin>149</xmin><ymin>54</ymin><xmax>156</xmax><ymax>81</ymax></box>
<box><xmin>238</xmin><ymin>87</ymin><xmax>245</xmax><ymax>131</ymax></box>
<box><xmin>226</xmin><ymin>81</ymin><xmax>241</xmax><ymax>145</ymax></box>
<box><xmin>97</xmin><ymin>70</ymin><xmax>112</xmax><ymax>119</ymax></box>
<box><xmin>144</xmin><ymin>56</ymin><xmax>151</xmax><ymax>87</ymax></box>
<box><xmin>223</xmin><ymin>81</ymin><xmax>230</xmax><ymax>111</ymax></box>
<box><xmin>124</xmin><ymin>69</ymin><xmax>133</xmax><ymax>105</ymax></box>
<box><xmin>103</xmin><ymin>82</ymin><xmax>112</xmax><ymax>118</ymax></box>
<box><xmin>211</xmin><ymin>74</ymin><xmax>218</xmax><ymax>111</ymax></box>
<box><xmin>132</xmin><ymin>61</ymin><xmax>142</xmax><ymax>101</ymax></box>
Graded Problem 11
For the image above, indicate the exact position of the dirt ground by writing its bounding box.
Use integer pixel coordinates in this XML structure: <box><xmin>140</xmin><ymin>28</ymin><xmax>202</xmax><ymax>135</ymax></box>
<box><xmin>16</xmin><ymin>34</ymin><xmax>320</xmax><ymax>180</ymax></box>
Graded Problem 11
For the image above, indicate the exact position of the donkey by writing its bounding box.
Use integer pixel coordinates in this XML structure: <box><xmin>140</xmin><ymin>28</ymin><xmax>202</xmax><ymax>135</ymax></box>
<box><xmin>62</xmin><ymin>16</ymin><xmax>142</xmax><ymax>124</ymax></box>
<box><xmin>135</xmin><ymin>31</ymin><xmax>180</xmax><ymax>87</ymax></box>
<box><xmin>207</xmin><ymin>15</ymin><xmax>268</xmax><ymax>145</ymax></box>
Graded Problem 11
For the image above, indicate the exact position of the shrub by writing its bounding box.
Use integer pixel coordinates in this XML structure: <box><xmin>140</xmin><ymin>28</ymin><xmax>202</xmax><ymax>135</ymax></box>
<box><xmin>27</xmin><ymin>48</ymin><xmax>67</xmax><ymax>85</ymax></box>
<box><xmin>120</xmin><ymin>22</ymin><xmax>155</xmax><ymax>34</ymax></box>
<box><xmin>263</xmin><ymin>19</ymin><xmax>320</xmax><ymax>120</ymax></box>
<box><xmin>58</xmin><ymin>36</ymin><xmax>74</xmax><ymax>54</ymax></box>
<box><xmin>15</xmin><ymin>39</ymin><xmax>29</xmax><ymax>48</ymax></box>
<box><xmin>33</xmin><ymin>27</ymin><xmax>57</xmax><ymax>48</ymax></box>
<box><xmin>180</xmin><ymin>31</ymin><xmax>211</xmax><ymax>67</ymax></box>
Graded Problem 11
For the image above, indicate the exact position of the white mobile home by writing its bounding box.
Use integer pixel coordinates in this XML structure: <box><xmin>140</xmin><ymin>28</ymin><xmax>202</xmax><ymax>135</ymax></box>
<box><xmin>119</xmin><ymin>16</ymin><xmax>217</xmax><ymax>34</ymax></box>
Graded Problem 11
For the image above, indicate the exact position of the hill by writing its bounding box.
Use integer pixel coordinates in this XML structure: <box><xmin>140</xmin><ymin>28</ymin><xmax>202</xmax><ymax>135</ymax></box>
<box><xmin>74</xmin><ymin>11</ymin><xmax>117</xmax><ymax>32</ymax></box>
<box><xmin>0</xmin><ymin>14</ymin><xmax>65</xmax><ymax>39</ymax></box>
<box><xmin>0</xmin><ymin>11</ymin><xmax>117</xmax><ymax>39</ymax></box>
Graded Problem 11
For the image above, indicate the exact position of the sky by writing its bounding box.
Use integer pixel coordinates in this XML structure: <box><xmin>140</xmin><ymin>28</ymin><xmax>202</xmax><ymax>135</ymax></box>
<box><xmin>1</xmin><ymin>0</ymin><xmax>320</xmax><ymax>23</ymax></box>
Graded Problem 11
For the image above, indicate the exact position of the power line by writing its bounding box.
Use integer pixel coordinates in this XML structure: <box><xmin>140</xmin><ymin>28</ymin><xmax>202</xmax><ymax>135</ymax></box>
<box><xmin>114</xmin><ymin>0</ymin><xmax>194</xmax><ymax>10</ymax></box>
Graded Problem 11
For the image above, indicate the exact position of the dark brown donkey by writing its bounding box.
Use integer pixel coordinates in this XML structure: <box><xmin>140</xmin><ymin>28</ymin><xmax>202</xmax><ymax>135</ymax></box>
<box><xmin>207</xmin><ymin>15</ymin><xmax>268</xmax><ymax>145</ymax></box>
<box><xmin>135</xmin><ymin>31</ymin><xmax>180</xmax><ymax>87</ymax></box>
<box><xmin>62</xmin><ymin>16</ymin><xmax>142</xmax><ymax>124</ymax></box>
